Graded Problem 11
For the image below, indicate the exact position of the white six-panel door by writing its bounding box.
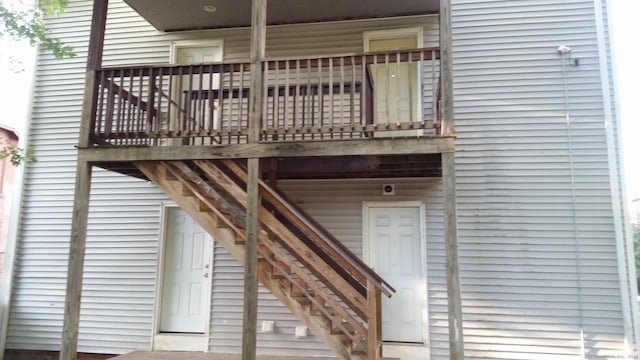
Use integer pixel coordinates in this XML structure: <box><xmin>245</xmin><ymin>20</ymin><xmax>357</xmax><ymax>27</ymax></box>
<box><xmin>159</xmin><ymin>207</ymin><xmax>213</xmax><ymax>333</ymax></box>
<box><xmin>367</xmin><ymin>205</ymin><xmax>424</xmax><ymax>343</ymax></box>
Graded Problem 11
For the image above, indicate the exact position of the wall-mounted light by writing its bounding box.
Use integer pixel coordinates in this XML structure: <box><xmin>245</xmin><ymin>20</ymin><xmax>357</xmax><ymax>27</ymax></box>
<box><xmin>558</xmin><ymin>45</ymin><xmax>580</xmax><ymax>67</ymax></box>
<box><xmin>203</xmin><ymin>5</ymin><xmax>217</xmax><ymax>13</ymax></box>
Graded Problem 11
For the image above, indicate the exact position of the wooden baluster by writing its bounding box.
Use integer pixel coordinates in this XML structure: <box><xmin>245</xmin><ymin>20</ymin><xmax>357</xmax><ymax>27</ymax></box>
<box><xmin>115</xmin><ymin>69</ymin><xmax>125</xmax><ymax>145</ymax></box>
<box><xmin>367</xmin><ymin>279</ymin><xmax>382</xmax><ymax>360</ymax></box>
<box><xmin>396</xmin><ymin>52</ymin><xmax>401</xmax><ymax>125</ymax></box>
<box><xmin>384</xmin><ymin>53</ymin><xmax>390</xmax><ymax>127</ymax></box>
<box><xmin>295</xmin><ymin>60</ymin><xmax>301</xmax><ymax>140</ymax></box>
<box><xmin>284</xmin><ymin>60</ymin><xmax>290</xmax><ymax>138</ymax></box>
<box><xmin>96</xmin><ymin>70</ymin><xmax>105</xmax><ymax>141</ymax></box>
<box><xmin>207</xmin><ymin>64</ymin><xmax>214</xmax><ymax>139</ymax></box>
<box><xmin>176</xmin><ymin>66</ymin><xmax>187</xmax><ymax>137</ymax></box>
<box><xmin>166</xmin><ymin>67</ymin><xmax>174</xmax><ymax>137</ymax></box>
<box><xmin>328</xmin><ymin>57</ymin><xmax>333</xmax><ymax>139</ymax></box>
<box><xmin>317</xmin><ymin>58</ymin><xmax>323</xmax><ymax>137</ymax></box>
<box><xmin>360</xmin><ymin>55</ymin><xmax>366</xmax><ymax>134</ymax></box>
<box><xmin>136</xmin><ymin>69</ymin><xmax>142</xmax><ymax>144</ymax></box>
<box><xmin>217</xmin><ymin>63</ymin><xmax>225</xmax><ymax>142</ymax></box>
<box><xmin>408</xmin><ymin>51</ymin><xmax>413</xmax><ymax>124</ymax></box>
<box><xmin>198</xmin><ymin>64</ymin><xmax>204</xmax><ymax>143</ymax></box>
<box><xmin>156</xmin><ymin>68</ymin><xmax>165</xmax><ymax>146</ymax></box>
<box><xmin>350</xmin><ymin>55</ymin><xmax>356</xmax><ymax>137</ymax></box>
<box><xmin>227</xmin><ymin>65</ymin><xmax>234</xmax><ymax>143</ymax></box>
<box><xmin>272</xmin><ymin>60</ymin><xmax>279</xmax><ymax>140</ymax></box>
<box><xmin>186</xmin><ymin>65</ymin><xmax>195</xmax><ymax>139</ymax></box>
<box><xmin>303</xmin><ymin>59</ymin><xmax>313</xmax><ymax>139</ymax></box>
<box><xmin>372</xmin><ymin>54</ymin><xmax>377</xmax><ymax>127</ymax></box>
<box><xmin>126</xmin><ymin>69</ymin><xmax>134</xmax><ymax>145</ymax></box>
<box><xmin>146</xmin><ymin>67</ymin><xmax>155</xmax><ymax>144</ymax></box>
<box><xmin>237</xmin><ymin>63</ymin><xmax>244</xmax><ymax>143</ymax></box>
<box><xmin>431</xmin><ymin>50</ymin><xmax>437</xmax><ymax>128</ymax></box>
<box><xmin>339</xmin><ymin>56</ymin><xmax>344</xmax><ymax>139</ymax></box>
<box><xmin>262</xmin><ymin>61</ymin><xmax>269</xmax><ymax>142</ymax></box>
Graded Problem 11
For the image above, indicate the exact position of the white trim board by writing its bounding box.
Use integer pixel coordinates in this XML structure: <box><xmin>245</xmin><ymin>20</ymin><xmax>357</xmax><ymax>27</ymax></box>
<box><xmin>170</xmin><ymin>39</ymin><xmax>224</xmax><ymax>64</ymax></box>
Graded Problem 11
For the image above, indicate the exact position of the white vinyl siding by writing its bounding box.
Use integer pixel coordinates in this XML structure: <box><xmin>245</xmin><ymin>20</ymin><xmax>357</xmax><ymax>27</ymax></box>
<box><xmin>451</xmin><ymin>0</ymin><xmax>625</xmax><ymax>359</ymax></box>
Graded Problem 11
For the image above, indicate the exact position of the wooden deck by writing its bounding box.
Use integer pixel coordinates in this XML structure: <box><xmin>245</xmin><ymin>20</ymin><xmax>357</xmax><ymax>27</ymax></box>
<box><xmin>109</xmin><ymin>351</ymin><xmax>400</xmax><ymax>360</ymax></box>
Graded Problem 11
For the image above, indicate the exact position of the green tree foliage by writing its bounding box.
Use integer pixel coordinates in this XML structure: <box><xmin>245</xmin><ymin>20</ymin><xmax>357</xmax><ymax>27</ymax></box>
<box><xmin>0</xmin><ymin>144</ymin><xmax>35</xmax><ymax>166</ymax></box>
<box><xmin>0</xmin><ymin>0</ymin><xmax>72</xmax><ymax>165</ymax></box>
<box><xmin>0</xmin><ymin>0</ymin><xmax>73</xmax><ymax>59</ymax></box>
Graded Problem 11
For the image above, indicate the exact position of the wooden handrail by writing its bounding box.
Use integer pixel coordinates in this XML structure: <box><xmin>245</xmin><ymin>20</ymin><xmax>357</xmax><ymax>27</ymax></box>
<box><xmin>196</xmin><ymin>159</ymin><xmax>370</xmax><ymax>317</ymax></box>
<box><xmin>264</xmin><ymin>47</ymin><xmax>440</xmax><ymax>67</ymax></box>
<box><xmin>94</xmin><ymin>48</ymin><xmax>439</xmax><ymax>74</ymax></box>
<box><xmin>221</xmin><ymin>159</ymin><xmax>395</xmax><ymax>297</ymax></box>
<box><xmin>266</xmin><ymin>184</ymin><xmax>395</xmax><ymax>296</ymax></box>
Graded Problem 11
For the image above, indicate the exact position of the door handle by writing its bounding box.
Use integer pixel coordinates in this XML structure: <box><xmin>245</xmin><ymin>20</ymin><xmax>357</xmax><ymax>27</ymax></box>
<box><xmin>204</xmin><ymin>273</ymin><xmax>209</xmax><ymax>278</ymax></box>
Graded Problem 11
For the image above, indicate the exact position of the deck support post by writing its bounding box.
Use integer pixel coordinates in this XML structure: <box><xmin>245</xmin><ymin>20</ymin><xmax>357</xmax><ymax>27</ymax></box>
<box><xmin>440</xmin><ymin>0</ymin><xmax>465</xmax><ymax>358</ymax></box>
<box><xmin>60</xmin><ymin>1</ymin><xmax>108</xmax><ymax>359</ymax></box>
<box><xmin>59</xmin><ymin>161</ymin><xmax>93</xmax><ymax>360</ymax></box>
<box><xmin>242</xmin><ymin>0</ymin><xmax>266</xmax><ymax>359</ymax></box>
<box><xmin>442</xmin><ymin>152</ymin><xmax>464</xmax><ymax>359</ymax></box>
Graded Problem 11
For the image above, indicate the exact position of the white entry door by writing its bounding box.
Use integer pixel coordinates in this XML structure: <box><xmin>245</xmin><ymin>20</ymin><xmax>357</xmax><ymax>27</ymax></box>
<box><xmin>367</xmin><ymin>206</ymin><xmax>424</xmax><ymax>343</ymax></box>
<box><xmin>160</xmin><ymin>207</ymin><xmax>213</xmax><ymax>333</ymax></box>
<box><xmin>171</xmin><ymin>42</ymin><xmax>224</xmax><ymax>139</ymax></box>
<box><xmin>364</xmin><ymin>29</ymin><xmax>422</xmax><ymax>125</ymax></box>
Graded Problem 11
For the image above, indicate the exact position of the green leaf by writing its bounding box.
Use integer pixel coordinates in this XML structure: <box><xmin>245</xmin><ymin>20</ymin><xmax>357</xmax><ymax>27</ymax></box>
<box><xmin>0</xmin><ymin>1</ymin><xmax>74</xmax><ymax>60</ymax></box>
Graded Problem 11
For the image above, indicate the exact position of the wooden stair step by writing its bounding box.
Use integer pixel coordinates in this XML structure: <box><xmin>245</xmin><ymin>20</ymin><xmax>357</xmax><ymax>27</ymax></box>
<box><xmin>351</xmin><ymin>340</ymin><xmax>367</xmax><ymax>355</ymax></box>
<box><xmin>310</xmin><ymin>305</ymin><xmax>336</xmax><ymax>318</ymax></box>
<box><xmin>331</xmin><ymin>321</ymin><xmax>355</xmax><ymax>335</ymax></box>
<box><xmin>289</xmin><ymin>274</ymin><xmax>312</xmax><ymax>297</ymax></box>
<box><xmin>257</xmin><ymin>243</ymin><xmax>274</xmax><ymax>260</ymax></box>
<box><xmin>234</xmin><ymin>232</ymin><xmax>245</xmax><ymax>245</ymax></box>
<box><xmin>270</xmin><ymin>260</ymin><xmax>290</xmax><ymax>279</ymax></box>
<box><xmin>198</xmin><ymin>200</ymin><xmax>213</xmax><ymax>212</ymax></box>
<box><xmin>333</xmin><ymin>332</ymin><xmax>353</xmax><ymax>346</ymax></box>
<box><xmin>215</xmin><ymin>214</ymin><xmax>231</xmax><ymax>228</ymax></box>
<box><xmin>292</xmin><ymin>293</ymin><xmax>312</xmax><ymax>306</ymax></box>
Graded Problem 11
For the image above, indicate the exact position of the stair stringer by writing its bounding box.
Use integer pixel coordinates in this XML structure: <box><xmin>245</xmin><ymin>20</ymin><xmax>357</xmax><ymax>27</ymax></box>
<box><xmin>135</xmin><ymin>161</ymin><xmax>364</xmax><ymax>360</ymax></box>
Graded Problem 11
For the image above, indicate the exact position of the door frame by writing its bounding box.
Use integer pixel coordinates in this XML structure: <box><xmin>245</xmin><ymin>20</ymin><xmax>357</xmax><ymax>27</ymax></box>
<box><xmin>363</xmin><ymin>27</ymin><xmax>424</xmax><ymax>124</ymax></box>
<box><xmin>362</xmin><ymin>201</ymin><xmax>430</xmax><ymax>352</ymax></box>
<box><xmin>151</xmin><ymin>202</ymin><xmax>214</xmax><ymax>351</ymax></box>
<box><xmin>170</xmin><ymin>39</ymin><xmax>224</xmax><ymax>64</ymax></box>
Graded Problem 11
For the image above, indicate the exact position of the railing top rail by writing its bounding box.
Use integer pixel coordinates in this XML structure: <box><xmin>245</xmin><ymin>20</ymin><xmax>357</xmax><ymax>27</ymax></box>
<box><xmin>95</xmin><ymin>47</ymin><xmax>440</xmax><ymax>73</ymax></box>
<box><xmin>96</xmin><ymin>61</ymin><xmax>251</xmax><ymax>75</ymax></box>
<box><xmin>264</xmin><ymin>46</ymin><xmax>440</xmax><ymax>63</ymax></box>
<box><xmin>260</xmin><ymin>179</ymin><xmax>396</xmax><ymax>297</ymax></box>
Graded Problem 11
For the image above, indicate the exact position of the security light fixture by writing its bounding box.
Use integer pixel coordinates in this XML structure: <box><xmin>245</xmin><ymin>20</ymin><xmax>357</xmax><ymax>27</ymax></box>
<box><xmin>203</xmin><ymin>5</ymin><xmax>217</xmax><ymax>13</ymax></box>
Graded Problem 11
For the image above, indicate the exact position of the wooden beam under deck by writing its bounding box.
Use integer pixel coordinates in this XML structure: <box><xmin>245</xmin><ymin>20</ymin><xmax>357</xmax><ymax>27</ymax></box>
<box><xmin>80</xmin><ymin>137</ymin><xmax>455</xmax><ymax>163</ymax></box>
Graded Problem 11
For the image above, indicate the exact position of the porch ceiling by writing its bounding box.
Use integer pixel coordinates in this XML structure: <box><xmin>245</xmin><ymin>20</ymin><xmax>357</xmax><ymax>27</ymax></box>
<box><xmin>94</xmin><ymin>154</ymin><xmax>442</xmax><ymax>181</ymax></box>
<box><xmin>123</xmin><ymin>0</ymin><xmax>439</xmax><ymax>31</ymax></box>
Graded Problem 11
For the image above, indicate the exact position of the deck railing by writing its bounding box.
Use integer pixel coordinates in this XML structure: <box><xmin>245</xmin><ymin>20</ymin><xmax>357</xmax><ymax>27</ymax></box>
<box><xmin>90</xmin><ymin>48</ymin><xmax>440</xmax><ymax>146</ymax></box>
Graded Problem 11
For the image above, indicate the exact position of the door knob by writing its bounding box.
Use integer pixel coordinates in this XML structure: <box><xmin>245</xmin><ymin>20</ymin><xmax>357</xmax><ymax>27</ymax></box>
<box><xmin>204</xmin><ymin>273</ymin><xmax>209</xmax><ymax>278</ymax></box>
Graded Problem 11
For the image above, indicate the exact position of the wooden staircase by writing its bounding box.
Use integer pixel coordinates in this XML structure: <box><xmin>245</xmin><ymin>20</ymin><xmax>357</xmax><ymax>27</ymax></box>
<box><xmin>134</xmin><ymin>159</ymin><xmax>394</xmax><ymax>360</ymax></box>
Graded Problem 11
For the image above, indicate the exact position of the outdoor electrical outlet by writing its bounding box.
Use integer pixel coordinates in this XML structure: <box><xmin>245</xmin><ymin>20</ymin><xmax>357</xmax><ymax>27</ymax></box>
<box><xmin>261</xmin><ymin>321</ymin><xmax>275</xmax><ymax>333</ymax></box>
<box><xmin>294</xmin><ymin>325</ymin><xmax>308</xmax><ymax>338</ymax></box>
